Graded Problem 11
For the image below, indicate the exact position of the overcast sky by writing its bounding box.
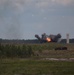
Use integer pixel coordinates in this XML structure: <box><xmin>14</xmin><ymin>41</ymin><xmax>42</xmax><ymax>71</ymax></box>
<box><xmin>0</xmin><ymin>0</ymin><xmax>74</xmax><ymax>39</ymax></box>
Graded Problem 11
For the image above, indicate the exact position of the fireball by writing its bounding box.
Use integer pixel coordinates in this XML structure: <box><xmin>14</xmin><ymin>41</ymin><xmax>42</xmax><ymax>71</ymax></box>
<box><xmin>46</xmin><ymin>37</ymin><xmax>51</xmax><ymax>42</ymax></box>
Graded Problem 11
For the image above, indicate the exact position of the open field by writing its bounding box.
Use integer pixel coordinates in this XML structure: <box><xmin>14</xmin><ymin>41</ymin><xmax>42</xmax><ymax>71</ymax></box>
<box><xmin>0</xmin><ymin>59</ymin><xmax>74</xmax><ymax>75</ymax></box>
<box><xmin>0</xmin><ymin>43</ymin><xmax>74</xmax><ymax>75</ymax></box>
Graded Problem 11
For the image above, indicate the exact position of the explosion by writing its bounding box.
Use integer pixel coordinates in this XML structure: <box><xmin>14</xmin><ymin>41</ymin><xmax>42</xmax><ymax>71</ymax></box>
<box><xmin>46</xmin><ymin>37</ymin><xmax>51</xmax><ymax>42</ymax></box>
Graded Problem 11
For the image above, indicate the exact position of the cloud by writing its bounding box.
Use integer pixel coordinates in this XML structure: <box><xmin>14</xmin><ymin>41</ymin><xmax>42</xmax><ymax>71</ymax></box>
<box><xmin>54</xmin><ymin>0</ymin><xmax>74</xmax><ymax>5</ymax></box>
<box><xmin>0</xmin><ymin>0</ymin><xmax>33</xmax><ymax>13</ymax></box>
<box><xmin>32</xmin><ymin>0</ymin><xmax>74</xmax><ymax>11</ymax></box>
<box><xmin>10</xmin><ymin>0</ymin><xmax>33</xmax><ymax>11</ymax></box>
<box><xmin>0</xmin><ymin>0</ymin><xmax>74</xmax><ymax>13</ymax></box>
<box><xmin>0</xmin><ymin>0</ymin><xmax>73</xmax><ymax>8</ymax></box>
<box><xmin>35</xmin><ymin>0</ymin><xmax>50</xmax><ymax>8</ymax></box>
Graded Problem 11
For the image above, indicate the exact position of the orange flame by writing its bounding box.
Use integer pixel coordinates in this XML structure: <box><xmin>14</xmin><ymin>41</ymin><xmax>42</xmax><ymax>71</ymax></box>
<box><xmin>46</xmin><ymin>38</ymin><xmax>51</xmax><ymax>42</ymax></box>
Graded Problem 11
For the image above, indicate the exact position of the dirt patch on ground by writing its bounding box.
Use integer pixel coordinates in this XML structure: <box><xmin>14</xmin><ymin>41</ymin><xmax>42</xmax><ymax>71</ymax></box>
<box><xmin>42</xmin><ymin>58</ymin><xmax>74</xmax><ymax>61</ymax></box>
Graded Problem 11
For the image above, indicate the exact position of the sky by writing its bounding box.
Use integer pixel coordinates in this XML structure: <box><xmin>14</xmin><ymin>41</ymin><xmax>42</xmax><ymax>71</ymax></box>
<box><xmin>0</xmin><ymin>0</ymin><xmax>74</xmax><ymax>39</ymax></box>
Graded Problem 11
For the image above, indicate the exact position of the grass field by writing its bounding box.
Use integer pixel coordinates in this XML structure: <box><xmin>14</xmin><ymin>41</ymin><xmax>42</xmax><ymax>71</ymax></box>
<box><xmin>0</xmin><ymin>59</ymin><xmax>74</xmax><ymax>75</ymax></box>
<box><xmin>0</xmin><ymin>43</ymin><xmax>74</xmax><ymax>58</ymax></box>
<box><xmin>0</xmin><ymin>43</ymin><xmax>74</xmax><ymax>75</ymax></box>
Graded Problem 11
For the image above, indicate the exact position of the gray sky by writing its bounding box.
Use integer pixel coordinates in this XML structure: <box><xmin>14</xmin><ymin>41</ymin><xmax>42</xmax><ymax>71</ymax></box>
<box><xmin>0</xmin><ymin>0</ymin><xmax>74</xmax><ymax>39</ymax></box>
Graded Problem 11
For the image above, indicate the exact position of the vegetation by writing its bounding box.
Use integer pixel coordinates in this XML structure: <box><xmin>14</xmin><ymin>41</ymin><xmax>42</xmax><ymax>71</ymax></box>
<box><xmin>0</xmin><ymin>59</ymin><xmax>74</xmax><ymax>75</ymax></box>
<box><xmin>0</xmin><ymin>43</ymin><xmax>74</xmax><ymax>58</ymax></box>
<box><xmin>0</xmin><ymin>43</ymin><xmax>74</xmax><ymax>75</ymax></box>
<box><xmin>0</xmin><ymin>44</ymin><xmax>33</xmax><ymax>58</ymax></box>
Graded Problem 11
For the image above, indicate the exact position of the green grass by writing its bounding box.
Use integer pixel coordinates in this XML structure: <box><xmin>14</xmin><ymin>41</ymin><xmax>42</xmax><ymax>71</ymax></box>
<box><xmin>0</xmin><ymin>43</ymin><xmax>74</xmax><ymax>75</ymax></box>
<box><xmin>0</xmin><ymin>43</ymin><xmax>74</xmax><ymax>58</ymax></box>
<box><xmin>0</xmin><ymin>59</ymin><xmax>74</xmax><ymax>75</ymax></box>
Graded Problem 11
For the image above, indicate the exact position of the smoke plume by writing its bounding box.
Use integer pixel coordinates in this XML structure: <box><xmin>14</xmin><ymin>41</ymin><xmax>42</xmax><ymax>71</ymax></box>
<box><xmin>5</xmin><ymin>16</ymin><xmax>21</xmax><ymax>39</ymax></box>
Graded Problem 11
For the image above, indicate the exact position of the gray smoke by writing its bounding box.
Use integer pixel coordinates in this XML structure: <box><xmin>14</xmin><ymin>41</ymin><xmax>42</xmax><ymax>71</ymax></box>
<box><xmin>0</xmin><ymin>0</ymin><xmax>22</xmax><ymax>39</ymax></box>
<box><xmin>5</xmin><ymin>16</ymin><xmax>21</xmax><ymax>39</ymax></box>
<box><xmin>6</xmin><ymin>25</ymin><xmax>21</xmax><ymax>39</ymax></box>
